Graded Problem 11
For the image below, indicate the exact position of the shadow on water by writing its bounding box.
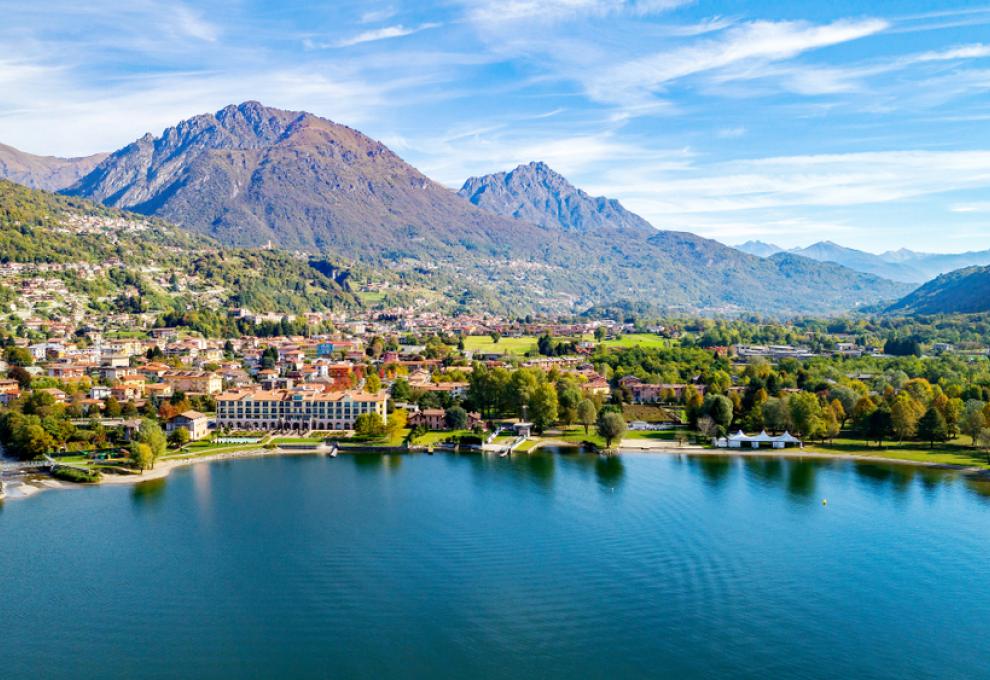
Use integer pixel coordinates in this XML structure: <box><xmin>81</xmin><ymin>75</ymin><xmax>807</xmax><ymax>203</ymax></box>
<box><xmin>595</xmin><ymin>455</ymin><xmax>625</xmax><ymax>490</ymax></box>
<box><xmin>131</xmin><ymin>476</ymin><xmax>168</xmax><ymax>507</ymax></box>
<box><xmin>852</xmin><ymin>461</ymin><xmax>916</xmax><ymax>498</ymax></box>
<box><xmin>785</xmin><ymin>460</ymin><xmax>817</xmax><ymax>499</ymax></box>
<box><xmin>514</xmin><ymin>452</ymin><xmax>556</xmax><ymax>489</ymax></box>
<box><xmin>742</xmin><ymin>457</ymin><xmax>784</xmax><ymax>486</ymax></box>
<box><xmin>352</xmin><ymin>453</ymin><xmax>386</xmax><ymax>474</ymax></box>
<box><xmin>687</xmin><ymin>455</ymin><xmax>734</xmax><ymax>489</ymax></box>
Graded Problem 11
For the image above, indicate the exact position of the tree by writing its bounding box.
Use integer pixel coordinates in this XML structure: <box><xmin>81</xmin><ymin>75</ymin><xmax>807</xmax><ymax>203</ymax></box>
<box><xmin>104</xmin><ymin>396</ymin><xmax>122</xmax><ymax>418</ymax></box>
<box><xmin>577</xmin><ymin>399</ymin><xmax>597</xmax><ymax>435</ymax></box>
<box><xmin>130</xmin><ymin>442</ymin><xmax>154</xmax><ymax>472</ymax></box>
<box><xmin>829</xmin><ymin>399</ymin><xmax>846</xmax><ymax>430</ymax></box>
<box><xmin>822</xmin><ymin>404</ymin><xmax>841</xmax><ymax>443</ymax></box>
<box><xmin>697</xmin><ymin>415</ymin><xmax>718</xmax><ymax>440</ymax></box>
<box><xmin>168</xmin><ymin>427</ymin><xmax>190</xmax><ymax>448</ymax></box>
<box><xmin>354</xmin><ymin>412</ymin><xmax>386</xmax><ymax>437</ymax></box>
<box><xmin>3</xmin><ymin>346</ymin><xmax>33</xmax><ymax>367</ymax></box>
<box><xmin>528</xmin><ymin>382</ymin><xmax>559</xmax><ymax>433</ymax></box>
<box><xmin>489</xmin><ymin>331</ymin><xmax>501</xmax><ymax>344</ymax></box>
<box><xmin>597</xmin><ymin>412</ymin><xmax>626</xmax><ymax>448</ymax></box>
<box><xmin>8</xmin><ymin>365</ymin><xmax>32</xmax><ymax>389</ymax></box>
<box><xmin>762</xmin><ymin>397</ymin><xmax>792</xmax><ymax>434</ymax></box>
<box><xmin>137</xmin><ymin>419</ymin><xmax>167</xmax><ymax>467</ymax></box>
<box><xmin>365</xmin><ymin>372</ymin><xmax>382</xmax><ymax>394</ymax></box>
<box><xmin>386</xmin><ymin>408</ymin><xmax>407</xmax><ymax>438</ymax></box>
<box><xmin>788</xmin><ymin>392</ymin><xmax>825</xmax><ymax>440</ymax></box>
<box><xmin>961</xmin><ymin>400</ymin><xmax>986</xmax><ymax>447</ymax></box>
<box><xmin>891</xmin><ymin>394</ymin><xmax>923</xmax><ymax>442</ymax></box>
<box><xmin>594</xmin><ymin>326</ymin><xmax>607</xmax><ymax>342</ymax></box>
<box><xmin>703</xmin><ymin>394</ymin><xmax>733</xmax><ymax>431</ymax></box>
<box><xmin>916</xmin><ymin>406</ymin><xmax>948</xmax><ymax>449</ymax></box>
<box><xmin>445</xmin><ymin>406</ymin><xmax>468</xmax><ymax>430</ymax></box>
<box><xmin>867</xmin><ymin>407</ymin><xmax>893</xmax><ymax>448</ymax></box>
<box><xmin>391</xmin><ymin>378</ymin><xmax>412</xmax><ymax>403</ymax></box>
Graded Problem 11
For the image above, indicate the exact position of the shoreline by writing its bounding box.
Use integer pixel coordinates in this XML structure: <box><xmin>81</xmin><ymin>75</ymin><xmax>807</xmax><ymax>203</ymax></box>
<box><xmin>3</xmin><ymin>443</ymin><xmax>988</xmax><ymax>501</ymax></box>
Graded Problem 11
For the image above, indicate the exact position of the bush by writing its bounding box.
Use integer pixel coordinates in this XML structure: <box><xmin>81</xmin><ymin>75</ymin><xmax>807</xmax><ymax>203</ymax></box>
<box><xmin>51</xmin><ymin>466</ymin><xmax>102</xmax><ymax>484</ymax></box>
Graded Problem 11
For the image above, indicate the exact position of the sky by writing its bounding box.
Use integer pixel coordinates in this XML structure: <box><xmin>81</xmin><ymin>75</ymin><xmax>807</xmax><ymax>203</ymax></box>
<box><xmin>1</xmin><ymin>0</ymin><xmax>990</xmax><ymax>253</ymax></box>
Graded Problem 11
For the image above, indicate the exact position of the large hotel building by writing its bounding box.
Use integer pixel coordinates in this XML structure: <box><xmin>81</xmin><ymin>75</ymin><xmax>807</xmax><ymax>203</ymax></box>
<box><xmin>216</xmin><ymin>388</ymin><xmax>388</xmax><ymax>431</ymax></box>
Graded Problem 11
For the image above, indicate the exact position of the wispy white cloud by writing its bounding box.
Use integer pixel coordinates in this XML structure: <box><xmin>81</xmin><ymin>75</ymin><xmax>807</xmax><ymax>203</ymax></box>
<box><xmin>360</xmin><ymin>8</ymin><xmax>398</xmax><ymax>24</ymax></box>
<box><xmin>584</xmin><ymin>18</ymin><xmax>888</xmax><ymax>106</ymax></box>
<box><xmin>950</xmin><ymin>202</ymin><xmax>990</xmax><ymax>213</ymax></box>
<box><xmin>467</xmin><ymin>0</ymin><xmax>691</xmax><ymax>25</ymax></box>
<box><xmin>335</xmin><ymin>22</ymin><xmax>441</xmax><ymax>48</ymax></box>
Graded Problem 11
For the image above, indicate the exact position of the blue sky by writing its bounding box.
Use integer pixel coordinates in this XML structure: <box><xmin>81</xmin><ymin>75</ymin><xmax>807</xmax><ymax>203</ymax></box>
<box><xmin>1</xmin><ymin>1</ymin><xmax>990</xmax><ymax>253</ymax></box>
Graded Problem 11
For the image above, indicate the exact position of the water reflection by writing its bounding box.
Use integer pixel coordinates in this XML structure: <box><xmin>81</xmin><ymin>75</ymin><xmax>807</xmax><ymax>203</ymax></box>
<box><xmin>352</xmin><ymin>453</ymin><xmax>385</xmax><ymax>473</ymax></box>
<box><xmin>594</xmin><ymin>455</ymin><xmax>624</xmax><ymax>490</ymax></box>
<box><xmin>742</xmin><ymin>457</ymin><xmax>784</xmax><ymax>485</ymax></box>
<box><xmin>786</xmin><ymin>460</ymin><xmax>817</xmax><ymax>499</ymax></box>
<box><xmin>690</xmin><ymin>455</ymin><xmax>733</xmax><ymax>488</ymax></box>
<box><xmin>131</xmin><ymin>477</ymin><xmax>167</xmax><ymax>507</ymax></box>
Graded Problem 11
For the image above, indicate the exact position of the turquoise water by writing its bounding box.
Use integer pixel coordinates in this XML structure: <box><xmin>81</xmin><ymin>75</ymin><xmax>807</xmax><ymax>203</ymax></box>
<box><xmin>2</xmin><ymin>452</ymin><xmax>988</xmax><ymax>679</ymax></box>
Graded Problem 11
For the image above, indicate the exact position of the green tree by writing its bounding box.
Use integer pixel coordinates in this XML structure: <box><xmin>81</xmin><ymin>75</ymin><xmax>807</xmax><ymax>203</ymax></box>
<box><xmin>867</xmin><ymin>407</ymin><xmax>894</xmax><ymax>448</ymax></box>
<box><xmin>3</xmin><ymin>346</ymin><xmax>33</xmax><ymax>367</ymax></box>
<box><xmin>445</xmin><ymin>406</ymin><xmax>468</xmax><ymax>430</ymax></box>
<box><xmin>354</xmin><ymin>412</ymin><xmax>386</xmax><ymax>437</ymax></box>
<box><xmin>365</xmin><ymin>372</ymin><xmax>382</xmax><ymax>394</ymax></box>
<box><xmin>703</xmin><ymin>394</ymin><xmax>734</xmax><ymax>431</ymax></box>
<box><xmin>788</xmin><ymin>392</ymin><xmax>825</xmax><ymax>439</ymax></box>
<box><xmin>577</xmin><ymin>399</ymin><xmax>597</xmax><ymax>435</ymax></box>
<box><xmin>137</xmin><ymin>419</ymin><xmax>167</xmax><ymax>467</ymax></box>
<box><xmin>528</xmin><ymin>382</ymin><xmax>559</xmax><ymax>433</ymax></box>
<box><xmin>168</xmin><ymin>427</ymin><xmax>190</xmax><ymax>448</ymax></box>
<box><xmin>597</xmin><ymin>412</ymin><xmax>626</xmax><ymax>448</ymax></box>
<box><xmin>961</xmin><ymin>400</ymin><xmax>986</xmax><ymax>447</ymax></box>
<box><xmin>916</xmin><ymin>406</ymin><xmax>948</xmax><ymax>449</ymax></box>
<box><xmin>130</xmin><ymin>442</ymin><xmax>154</xmax><ymax>472</ymax></box>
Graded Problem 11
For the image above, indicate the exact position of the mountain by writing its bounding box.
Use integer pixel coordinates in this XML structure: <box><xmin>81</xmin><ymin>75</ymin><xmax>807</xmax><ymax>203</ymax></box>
<box><xmin>65</xmin><ymin>101</ymin><xmax>553</xmax><ymax>258</ymax></box>
<box><xmin>789</xmin><ymin>241</ymin><xmax>923</xmax><ymax>283</ymax></box>
<box><xmin>0</xmin><ymin>142</ymin><xmax>108</xmax><ymax>192</ymax></box>
<box><xmin>0</xmin><ymin>178</ymin><xmax>356</xmax><ymax>317</ymax></box>
<box><xmin>458</xmin><ymin>161</ymin><xmax>653</xmax><ymax>237</ymax></box>
<box><xmin>880</xmin><ymin>248</ymin><xmax>990</xmax><ymax>282</ymax></box>
<box><xmin>738</xmin><ymin>239</ymin><xmax>990</xmax><ymax>284</ymax></box>
<box><xmin>65</xmin><ymin>101</ymin><xmax>909</xmax><ymax>315</ymax></box>
<box><xmin>734</xmin><ymin>240</ymin><xmax>783</xmax><ymax>258</ymax></box>
<box><xmin>885</xmin><ymin>266</ymin><xmax>990</xmax><ymax>315</ymax></box>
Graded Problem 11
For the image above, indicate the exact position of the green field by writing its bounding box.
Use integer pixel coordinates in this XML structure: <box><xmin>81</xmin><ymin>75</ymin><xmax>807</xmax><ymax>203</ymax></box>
<box><xmin>602</xmin><ymin>333</ymin><xmax>671</xmax><ymax>349</ymax></box>
<box><xmin>463</xmin><ymin>335</ymin><xmax>540</xmax><ymax>355</ymax></box>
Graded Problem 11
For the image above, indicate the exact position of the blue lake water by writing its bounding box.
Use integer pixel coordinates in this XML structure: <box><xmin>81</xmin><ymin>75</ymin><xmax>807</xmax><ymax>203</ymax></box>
<box><xmin>2</xmin><ymin>452</ymin><xmax>988</xmax><ymax>679</ymax></box>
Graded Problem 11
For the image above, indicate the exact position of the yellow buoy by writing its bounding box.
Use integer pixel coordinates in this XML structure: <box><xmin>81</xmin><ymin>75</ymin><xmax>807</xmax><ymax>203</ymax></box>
<box><xmin>822</xmin><ymin>498</ymin><xmax>828</xmax><ymax>506</ymax></box>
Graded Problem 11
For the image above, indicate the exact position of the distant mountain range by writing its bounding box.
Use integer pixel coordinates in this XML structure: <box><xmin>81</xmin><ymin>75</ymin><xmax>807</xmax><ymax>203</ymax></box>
<box><xmin>0</xmin><ymin>142</ymin><xmax>107</xmax><ymax>192</ymax></box>
<box><xmin>885</xmin><ymin>266</ymin><xmax>990</xmax><ymax>315</ymax></box>
<box><xmin>0</xmin><ymin>102</ymin><xmax>911</xmax><ymax>314</ymax></box>
<box><xmin>735</xmin><ymin>240</ymin><xmax>990</xmax><ymax>284</ymax></box>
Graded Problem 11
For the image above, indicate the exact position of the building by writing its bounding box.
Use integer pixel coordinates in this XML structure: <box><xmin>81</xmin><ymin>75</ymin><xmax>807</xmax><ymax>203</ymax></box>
<box><xmin>166</xmin><ymin>410</ymin><xmax>210</xmax><ymax>441</ymax></box>
<box><xmin>714</xmin><ymin>430</ymin><xmax>803</xmax><ymax>449</ymax></box>
<box><xmin>216</xmin><ymin>388</ymin><xmax>388</xmax><ymax>431</ymax></box>
<box><xmin>408</xmin><ymin>408</ymin><xmax>484</xmax><ymax>431</ymax></box>
<box><xmin>161</xmin><ymin>370</ymin><xmax>223</xmax><ymax>395</ymax></box>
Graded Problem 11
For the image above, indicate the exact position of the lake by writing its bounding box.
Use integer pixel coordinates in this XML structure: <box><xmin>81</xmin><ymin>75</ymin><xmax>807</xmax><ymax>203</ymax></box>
<box><xmin>2</xmin><ymin>452</ymin><xmax>988</xmax><ymax>679</ymax></box>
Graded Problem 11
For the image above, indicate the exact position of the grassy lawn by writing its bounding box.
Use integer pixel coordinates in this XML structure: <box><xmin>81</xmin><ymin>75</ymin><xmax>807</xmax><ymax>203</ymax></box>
<box><xmin>463</xmin><ymin>335</ymin><xmax>539</xmax><ymax>356</ymax></box>
<box><xmin>549</xmin><ymin>425</ymin><xmax>607</xmax><ymax>448</ymax></box>
<box><xmin>357</xmin><ymin>291</ymin><xmax>386</xmax><ymax>306</ymax></box>
<box><xmin>804</xmin><ymin>435</ymin><xmax>990</xmax><ymax>469</ymax></box>
<box><xmin>602</xmin><ymin>333</ymin><xmax>671</xmax><ymax>349</ymax></box>
<box><xmin>622</xmin><ymin>429</ymin><xmax>683</xmax><ymax>441</ymax></box>
<box><xmin>515</xmin><ymin>438</ymin><xmax>541</xmax><ymax>452</ymax></box>
<box><xmin>410</xmin><ymin>429</ymin><xmax>473</xmax><ymax>446</ymax></box>
<box><xmin>343</xmin><ymin>428</ymin><xmax>411</xmax><ymax>448</ymax></box>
